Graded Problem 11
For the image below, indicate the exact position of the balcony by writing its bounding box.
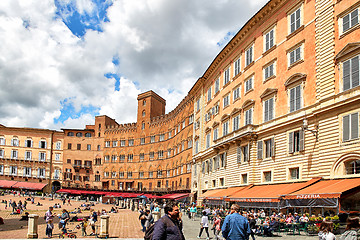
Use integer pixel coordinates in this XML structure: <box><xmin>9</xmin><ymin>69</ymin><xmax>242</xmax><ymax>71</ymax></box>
<box><xmin>0</xmin><ymin>155</ymin><xmax>50</xmax><ymax>163</ymax></box>
<box><xmin>72</xmin><ymin>164</ymin><xmax>82</xmax><ymax>169</ymax></box>
<box><xmin>83</xmin><ymin>164</ymin><xmax>92</xmax><ymax>169</ymax></box>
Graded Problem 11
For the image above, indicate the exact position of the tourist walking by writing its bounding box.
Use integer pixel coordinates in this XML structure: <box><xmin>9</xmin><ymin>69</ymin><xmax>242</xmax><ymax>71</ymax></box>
<box><xmin>212</xmin><ymin>214</ymin><xmax>222</xmax><ymax>240</ymax></box>
<box><xmin>89</xmin><ymin>210</ymin><xmax>98</xmax><ymax>236</ymax></box>
<box><xmin>197</xmin><ymin>211</ymin><xmax>210</xmax><ymax>239</ymax></box>
<box><xmin>221</xmin><ymin>204</ymin><xmax>251</xmax><ymax>240</ymax></box>
<box><xmin>144</xmin><ymin>209</ymin><xmax>153</xmax><ymax>230</ymax></box>
<box><xmin>190</xmin><ymin>204</ymin><xmax>197</xmax><ymax>221</ymax></box>
<box><xmin>318</xmin><ymin>221</ymin><xmax>336</xmax><ymax>240</ymax></box>
<box><xmin>340</xmin><ymin>216</ymin><xmax>360</xmax><ymax>240</ymax></box>
<box><xmin>139</xmin><ymin>208</ymin><xmax>147</xmax><ymax>232</ymax></box>
<box><xmin>152</xmin><ymin>201</ymin><xmax>185</xmax><ymax>240</ymax></box>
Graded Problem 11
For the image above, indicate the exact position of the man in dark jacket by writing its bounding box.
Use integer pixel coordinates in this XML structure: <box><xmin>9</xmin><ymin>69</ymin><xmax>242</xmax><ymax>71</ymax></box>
<box><xmin>152</xmin><ymin>201</ymin><xmax>185</xmax><ymax>240</ymax></box>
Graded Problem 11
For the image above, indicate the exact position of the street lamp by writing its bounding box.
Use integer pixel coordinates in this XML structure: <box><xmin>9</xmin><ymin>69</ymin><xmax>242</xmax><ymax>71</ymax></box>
<box><xmin>302</xmin><ymin>119</ymin><xmax>318</xmax><ymax>137</ymax></box>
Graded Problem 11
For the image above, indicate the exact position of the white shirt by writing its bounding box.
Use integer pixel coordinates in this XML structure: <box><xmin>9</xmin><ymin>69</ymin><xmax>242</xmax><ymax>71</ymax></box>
<box><xmin>201</xmin><ymin>216</ymin><xmax>209</xmax><ymax>227</ymax></box>
<box><xmin>318</xmin><ymin>231</ymin><xmax>336</xmax><ymax>240</ymax></box>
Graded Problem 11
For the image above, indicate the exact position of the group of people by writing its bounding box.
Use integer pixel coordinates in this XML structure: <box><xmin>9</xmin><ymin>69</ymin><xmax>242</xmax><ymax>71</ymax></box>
<box><xmin>44</xmin><ymin>206</ymin><xmax>98</xmax><ymax>238</ymax></box>
<box><xmin>6</xmin><ymin>199</ymin><xmax>27</xmax><ymax>214</ymax></box>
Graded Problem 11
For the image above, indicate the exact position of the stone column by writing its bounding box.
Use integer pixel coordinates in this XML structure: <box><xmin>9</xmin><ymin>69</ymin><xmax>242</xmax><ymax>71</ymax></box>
<box><xmin>27</xmin><ymin>214</ymin><xmax>38</xmax><ymax>239</ymax></box>
<box><xmin>99</xmin><ymin>215</ymin><xmax>110</xmax><ymax>238</ymax></box>
<box><xmin>153</xmin><ymin>211</ymin><xmax>161</xmax><ymax>222</ymax></box>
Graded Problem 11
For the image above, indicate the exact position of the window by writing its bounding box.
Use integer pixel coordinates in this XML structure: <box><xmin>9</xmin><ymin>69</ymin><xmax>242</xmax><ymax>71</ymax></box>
<box><xmin>142</xmin><ymin>122</ymin><xmax>145</xmax><ymax>129</ymax></box>
<box><xmin>87</xmin><ymin>144</ymin><xmax>91</xmax><ymax>150</ymax></box>
<box><xmin>196</xmin><ymin>99</ymin><xmax>200</xmax><ymax>112</ymax></box>
<box><xmin>118</xmin><ymin>154</ymin><xmax>124</xmax><ymax>162</ymax></box>
<box><xmin>128</xmin><ymin>154</ymin><xmax>133</xmax><ymax>162</ymax></box>
<box><xmin>77</xmin><ymin>144</ymin><xmax>81</xmax><ymax>150</ymax></box>
<box><xmin>244</xmin><ymin>77</ymin><xmax>253</xmax><ymax>93</ymax></box>
<box><xmin>264</xmin><ymin>28</ymin><xmax>275</xmax><ymax>51</ymax></box>
<box><xmin>150</xmin><ymin>136</ymin><xmax>155</xmax><ymax>143</ymax></box>
<box><xmin>25</xmin><ymin>151</ymin><xmax>32</xmax><ymax>160</ymax></box>
<box><xmin>55</xmin><ymin>141</ymin><xmax>61</xmax><ymax>150</ymax></box>
<box><xmin>258</xmin><ymin>138</ymin><xmax>275</xmax><ymax>159</ymax></box>
<box><xmin>143</xmin><ymin>100</ymin><xmax>146</xmax><ymax>106</ymax></box>
<box><xmin>67</xmin><ymin>132</ymin><xmax>74</xmax><ymax>136</ymax></box>
<box><xmin>95</xmin><ymin>175</ymin><xmax>101</xmax><ymax>182</ymax></box>
<box><xmin>212</xmin><ymin>104</ymin><xmax>219</xmax><ymax>116</ymax></box>
<box><xmin>189</xmin><ymin>114</ymin><xmax>194</xmax><ymax>124</ymax></box>
<box><xmin>140</xmin><ymin>153</ymin><xmax>144</xmax><ymax>160</ymax></box>
<box><xmin>290</xmin><ymin>167</ymin><xmax>300</xmax><ymax>179</ymax></box>
<box><xmin>142</xmin><ymin>110</ymin><xmax>146</xmax><ymax>117</ymax></box>
<box><xmin>55</xmin><ymin>153</ymin><xmax>61</xmax><ymax>161</ymax></box>
<box><xmin>343</xmin><ymin>55</ymin><xmax>359</xmax><ymax>91</ymax></box>
<box><xmin>289</xmin><ymin>7</ymin><xmax>301</xmax><ymax>34</ymax></box>
<box><xmin>245</xmin><ymin>108</ymin><xmax>253</xmax><ymax>125</ymax></box>
<box><xmin>215</xmin><ymin>78</ymin><xmax>220</xmax><ymax>94</ymax></box>
<box><xmin>10</xmin><ymin>166</ymin><xmax>17</xmax><ymax>176</ymax></box>
<box><xmin>127</xmin><ymin>171</ymin><xmax>133</xmax><ymax>178</ymax></box>
<box><xmin>25</xmin><ymin>139</ymin><xmax>33</xmax><ymax>148</ymax></box>
<box><xmin>54</xmin><ymin>169</ymin><xmax>60</xmax><ymax>179</ymax></box>
<box><xmin>0</xmin><ymin>149</ymin><xmax>3</xmax><ymax>158</ymax></box>
<box><xmin>158</xmin><ymin>150</ymin><xmax>164</xmax><ymax>159</ymax></box>
<box><xmin>233</xmin><ymin>86</ymin><xmax>240</xmax><ymax>101</ymax></box>
<box><xmin>140</xmin><ymin>138</ymin><xmax>145</xmax><ymax>145</ymax></box>
<box><xmin>167</xmin><ymin>149</ymin><xmax>171</xmax><ymax>157</ymax></box>
<box><xmin>206</xmin><ymin>132</ymin><xmax>211</xmax><ymax>149</ymax></box>
<box><xmin>157</xmin><ymin>170</ymin><xmax>162</xmax><ymax>178</ymax></box>
<box><xmin>220</xmin><ymin>152</ymin><xmax>227</xmax><ymax>168</ymax></box>
<box><xmin>23</xmin><ymin>167</ymin><xmax>31</xmax><ymax>177</ymax></box>
<box><xmin>188</xmin><ymin>139</ymin><xmax>192</xmax><ymax>148</ymax></box>
<box><xmin>195</xmin><ymin>140</ymin><xmax>199</xmax><ymax>154</ymax></box>
<box><xmin>95</xmin><ymin>158</ymin><xmax>101</xmax><ymax>165</ymax></box>
<box><xmin>245</xmin><ymin>45</ymin><xmax>253</xmax><ymax>67</ymax></box>
<box><xmin>0</xmin><ymin>137</ymin><xmax>4</xmax><ymax>145</ymax></box>
<box><xmin>289</xmin><ymin>45</ymin><xmax>302</xmax><ymax>66</ymax></box>
<box><xmin>111</xmin><ymin>155</ymin><xmax>117</xmax><ymax>162</ymax></box>
<box><xmin>289</xmin><ymin>130</ymin><xmax>304</xmax><ymax>153</ymax></box>
<box><xmin>233</xmin><ymin>115</ymin><xmax>240</xmax><ymax>131</ymax></box>
<box><xmin>105</xmin><ymin>141</ymin><xmax>110</xmax><ymax>147</ymax></box>
<box><xmin>111</xmin><ymin>171</ymin><xmax>117</xmax><ymax>178</ymax></box>
<box><xmin>119</xmin><ymin>172</ymin><xmax>124</xmax><ymax>178</ymax></box>
<box><xmin>264</xmin><ymin>98</ymin><xmax>274</xmax><ymax>122</ymax></box>
<box><xmin>289</xmin><ymin>85</ymin><xmax>302</xmax><ymax>112</ymax></box>
<box><xmin>346</xmin><ymin>160</ymin><xmax>360</xmax><ymax>174</ymax></box>
<box><xmin>85</xmin><ymin>133</ymin><xmax>91</xmax><ymax>137</ymax></box>
<box><xmin>223</xmin><ymin>94</ymin><xmax>230</xmax><ymax>108</ymax></box>
<box><xmin>263</xmin><ymin>171</ymin><xmax>272</xmax><ymax>182</ymax></box>
<box><xmin>213</xmin><ymin>128</ymin><xmax>218</xmax><ymax>141</ymax></box>
<box><xmin>104</xmin><ymin>155</ymin><xmax>110</xmax><ymax>162</ymax></box>
<box><xmin>159</xmin><ymin>134</ymin><xmax>165</xmax><ymax>141</ymax></box>
<box><xmin>149</xmin><ymin>171</ymin><xmax>153</xmax><ymax>178</ymax></box>
<box><xmin>67</xmin><ymin>159</ymin><xmax>71</xmax><ymax>164</ymax></box>
<box><xmin>97</xmin><ymin>145</ymin><xmax>100</xmax><ymax>151</ymax></box>
<box><xmin>11</xmin><ymin>150</ymin><xmax>18</xmax><ymax>159</ymax></box>
<box><xmin>342</xmin><ymin>9</ymin><xmax>358</xmax><ymax>33</ymax></box>
<box><xmin>264</xmin><ymin>62</ymin><xmax>275</xmax><ymax>80</ymax></box>
<box><xmin>222</xmin><ymin>121</ymin><xmax>229</xmax><ymax>136</ymax></box>
<box><xmin>112</xmin><ymin>141</ymin><xmax>117</xmax><ymax>147</ymax></box>
<box><xmin>76</xmin><ymin>132</ymin><xmax>82</xmax><ymax>137</ymax></box>
<box><xmin>219</xmin><ymin>178</ymin><xmax>224</xmax><ymax>187</ymax></box>
<box><xmin>38</xmin><ymin>168</ymin><xmax>45</xmax><ymax>178</ymax></box>
<box><xmin>234</xmin><ymin>57</ymin><xmax>241</xmax><ymax>76</ymax></box>
<box><xmin>149</xmin><ymin>152</ymin><xmax>154</xmax><ymax>160</ymax></box>
<box><xmin>224</xmin><ymin>67</ymin><xmax>230</xmax><ymax>85</ymax></box>
<box><xmin>241</xmin><ymin>173</ymin><xmax>248</xmax><ymax>184</ymax></box>
<box><xmin>128</xmin><ymin>139</ymin><xmax>134</xmax><ymax>146</ymax></box>
<box><xmin>0</xmin><ymin>165</ymin><xmax>3</xmax><ymax>175</ymax></box>
<box><xmin>242</xmin><ymin>145</ymin><xmax>249</xmax><ymax>162</ymax></box>
<box><xmin>120</xmin><ymin>140</ymin><xmax>125</xmax><ymax>146</ymax></box>
<box><xmin>343</xmin><ymin>113</ymin><xmax>359</xmax><ymax>141</ymax></box>
<box><xmin>11</xmin><ymin>138</ymin><xmax>19</xmax><ymax>146</ymax></box>
<box><xmin>207</xmin><ymin>87</ymin><xmax>212</xmax><ymax>102</ymax></box>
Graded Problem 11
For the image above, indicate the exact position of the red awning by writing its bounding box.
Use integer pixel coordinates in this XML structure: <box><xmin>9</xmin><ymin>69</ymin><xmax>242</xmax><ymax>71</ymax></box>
<box><xmin>162</xmin><ymin>193</ymin><xmax>189</xmax><ymax>200</ymax></box>
<box><xmin>0</xmin><ymin>180</ymin><xmax>18</xmax><ymax>188</ymax></box>
<box><xmin>12</xmin><ymin>182</ymin><xmax>47</xmax><ymax>190</ymax></box>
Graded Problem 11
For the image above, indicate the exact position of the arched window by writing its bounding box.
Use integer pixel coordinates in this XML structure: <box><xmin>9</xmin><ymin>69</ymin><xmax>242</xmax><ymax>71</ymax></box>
<box><xmin>346</xmin><ymin>160</ymin><xmax>360</xmax><ymax>175</ymax></box>
<box><xmin>142</xmin><ymin>110</ymin><xmax>146</xmax><ymax>117</ymax></box>
<box><xmin>76</xmin><ymin>132</ymin><xmax>83</xmax><ymax>137</ymax></box>
<box><xmin>67</xmin><ymin>132</ymin><xmax>74</xmax><ymax>136</ymax></box>
<box><xmin>85</xmin><ymin>133</ymin><xmax>91</xmax><ymax>137</ymax></box>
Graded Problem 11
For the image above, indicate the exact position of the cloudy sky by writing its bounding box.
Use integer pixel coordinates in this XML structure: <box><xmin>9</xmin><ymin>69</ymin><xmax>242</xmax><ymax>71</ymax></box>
<box><xmin>0</xmin><ymin>0</ymin><xmax>268</xmax><ymax>130</ymax></box>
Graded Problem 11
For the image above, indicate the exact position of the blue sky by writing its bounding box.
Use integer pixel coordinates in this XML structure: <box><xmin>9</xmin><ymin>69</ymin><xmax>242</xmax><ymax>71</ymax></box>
<box><xmin>0</xmin><ymin>0</ymin><xmax>267</xmax><ymax>129</ymax></box>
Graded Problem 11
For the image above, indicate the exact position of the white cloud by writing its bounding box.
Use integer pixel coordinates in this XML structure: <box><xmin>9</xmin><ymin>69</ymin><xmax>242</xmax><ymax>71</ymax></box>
<box><xmin>0</xmin><ymin>0</ymin><xmax>268</xmax><ymax>130</ymax></box>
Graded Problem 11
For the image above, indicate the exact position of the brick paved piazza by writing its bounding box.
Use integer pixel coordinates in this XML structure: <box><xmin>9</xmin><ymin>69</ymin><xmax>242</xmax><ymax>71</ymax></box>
<box><xmin>0</xmin><ymin>194</ymin><xmax>328</xmax><ymax>240</ymax></box>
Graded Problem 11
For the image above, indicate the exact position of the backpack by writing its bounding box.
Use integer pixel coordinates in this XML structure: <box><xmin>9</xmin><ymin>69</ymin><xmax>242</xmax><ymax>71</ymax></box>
<box><xmin>144</xmin><ymin>216</ymin><xmax>175</xmax><ymax>240</ymax></box>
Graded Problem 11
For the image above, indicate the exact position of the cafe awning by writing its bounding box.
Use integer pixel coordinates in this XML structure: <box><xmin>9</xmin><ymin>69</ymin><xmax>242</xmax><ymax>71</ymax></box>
<box><xmin>161</xmin><ymin>193</ymin><xmax>189</xmax><ymax>200</ymax></box>
<box><xmin>207</xmin><ymin>186</ymin><xmax>246</xmax><ymax>200</ymax></box>
<box><xmin>0</xmin><ymin>180</ymin><xmax>18</xmax><ymax>188</ymax></box>
<box><xmin>281</xmin><ymin>178</ymin><xmax>360</xmax><ymax>208</ymax></box>
<box><xmin>12</xmin><ymin>181</ymin><xmax>47</xmax><ymax>190</ymax></box>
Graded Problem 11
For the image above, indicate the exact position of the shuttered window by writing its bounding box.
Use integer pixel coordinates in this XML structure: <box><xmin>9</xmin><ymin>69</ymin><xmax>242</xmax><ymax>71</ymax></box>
<box><xmin>289</xmin><ymin>46</ymin><xmax>302</xmax><ymax>65</ymax></box>
<box><xmin>215</xmin><ymin>78</ymin><xmax>220</xmax><ymax>93</ymax></box>
<box><xmin>265</xmin><ymin>29</ymin><xmax>274</xmax><ymax>51</ymax></box>
<box><xmin>237</xmin><ymin>146</ymin><xmax>242</xmax><ymax>163</ymax></box>
<box><xmin>224</xmin><ymin>68</ymin><xmax>230</xmax><ymax>85</ymax></box>
<box><xmin>343</xmin><ymin>9</ymin><xmax>359</xmax><ymax>33</ymax></box>
<box><xmin>343</xmin><ymin>113</ymin><xmax>359</xmax><ymax>141</ymax></box>
<box><xmin>257</xmin><ymin>141</ymin><xmax>263</xmax><ymax>160</ymax></box>
<box><xmin>289</xmin><ymin>130</ymin><xmax>304</xmax><ymax>153</ymax></box>
<box><xmin>343</xmin><ymin>56</ymin><xmax>360</xmax><ymax>91</ymax></box>
<box><xmin>290</xmin><ymin>85</ymin><xmax>301</xmax><ymax>112</ymax></box>
<box><xmin>243</xmin><ymin>145</ymin><xmax>249</xmax><ymax>162</ymax></box>
<box><xmin>234</xmin><ymin>57</ymin><xmax>241</xmax><ymax>76</ymax></box>
<box><xmin>290</xmin><ymin>8</ymin><xmax>301</xmax><ymax>33</ymax></box>
<box><xmin>245</xmin><ymin>45</ymin><xmax>253</xmax><ymax>67</ymax></box>
<box><xmin>264</xmin><ymin>63</ymin><xmax>275</xmax><ymax>80</ymax></box>
<box><xmin>245</xmin><ymin>108</ymin><xmax>253</xmax><ymax>125</ymax></box>
<box><xmin>264</xmin><ymin>98</ymin><xmax>274</xmax><ymax>122</ymax></box>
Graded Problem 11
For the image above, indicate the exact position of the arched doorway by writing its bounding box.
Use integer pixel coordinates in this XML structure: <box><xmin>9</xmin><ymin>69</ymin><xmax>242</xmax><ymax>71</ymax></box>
<box><xmin>52</xmin><ymin>181</ymin><xmax>61</xmax><ymax>193</ymax></box>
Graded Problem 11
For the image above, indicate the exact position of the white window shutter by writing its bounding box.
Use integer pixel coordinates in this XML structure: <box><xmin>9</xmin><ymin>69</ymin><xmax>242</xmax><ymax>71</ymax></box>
<box><xmin>271</xmin><ymin>137</ymin><xmax>275</xmax><ymax>157</ymax></box>
<box><xmin>29</xmin><ymin>168</ymin><xmax>31</xmax><ymax>177</ymax></box>
<box><xmin>351</xmin><ymin>113</ymin><xmax>359</xmax><ymax>140</ymax></box>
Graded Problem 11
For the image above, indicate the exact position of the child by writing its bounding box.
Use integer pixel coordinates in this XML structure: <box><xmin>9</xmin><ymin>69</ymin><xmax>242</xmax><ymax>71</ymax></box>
<box><xmin>80</xmin><ymin>218</ymin><xmax>88</xmax><ymax>236</ymax></box>
<box><xmin>46</xmin><ymin>219</ymin><xmax>54</xmax><ymax>238</ymax></box>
